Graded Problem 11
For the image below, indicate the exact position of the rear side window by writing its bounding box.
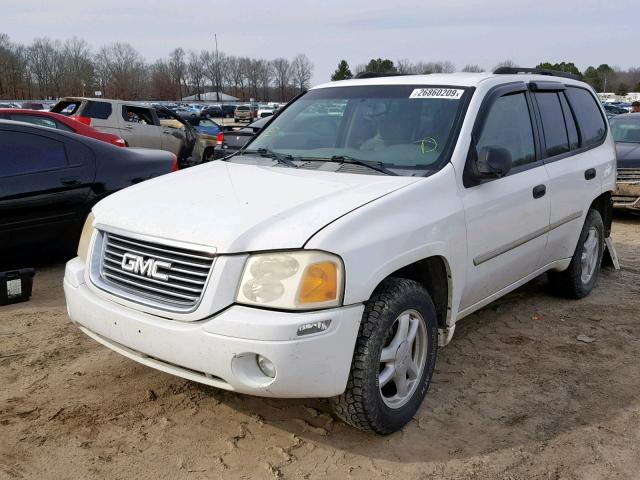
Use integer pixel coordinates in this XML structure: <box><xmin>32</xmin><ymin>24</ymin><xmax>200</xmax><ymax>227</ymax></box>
<box><xmin>82</xmin><ymin>101</ymin><xmax>112</xmax><ymax>120</ymax></box>
<box><xmin>534</xmin><ymin>92</ymin><xmax>569</xmax><ymax>157</ymax></box>
<box><xmin>565</xmin><ymin>87</ymin><xmax>606</xmax><ymax>147</ymax></box>
<box><xmin>476</xmin><ymin>92</ymin><xmax>536</xmax><ymax>168</ymax></box>
<box><xmin>0</xmin><ymin>131</ymin><xmax>68</xmax><ymax>177</ymax></box>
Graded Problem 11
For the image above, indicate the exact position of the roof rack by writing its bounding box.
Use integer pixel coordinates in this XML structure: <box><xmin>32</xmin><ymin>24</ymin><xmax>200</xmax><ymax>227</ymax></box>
<box><xmin>493</xmin><ymin>67</ymin><xmax>581</xmax><ymax>81</ymax></box>
<box><xmin>354</xmin><ymin>71</ymin><xmax>415</xmax><ymax>79</ymax></box>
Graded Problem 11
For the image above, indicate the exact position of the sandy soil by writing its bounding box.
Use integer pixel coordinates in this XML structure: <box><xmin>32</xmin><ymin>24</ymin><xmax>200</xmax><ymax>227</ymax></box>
<box><xmin>1</xmin><ymin>216</ymin><xmax>639</xmax><ymax>480</ymax></box>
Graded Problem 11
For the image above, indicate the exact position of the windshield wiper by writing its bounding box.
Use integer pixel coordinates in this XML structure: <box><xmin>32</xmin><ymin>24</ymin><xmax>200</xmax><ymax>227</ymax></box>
<box><xmin>240</xmin><ymin>148</ymin><xmax>299</xmax><ymax>168</ymax></box>
<box><xmin>307</xmin><ymin>155</ymin><xmax>397</xmax><ymax>176</ymax></box>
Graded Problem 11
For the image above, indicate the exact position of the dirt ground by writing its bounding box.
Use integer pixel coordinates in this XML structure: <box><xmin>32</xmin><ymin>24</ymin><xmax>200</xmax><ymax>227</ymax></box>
<box><xmin>1</xmin><ymin>216</ymin><xmax>639</xmax><ymax>480</ymax></box>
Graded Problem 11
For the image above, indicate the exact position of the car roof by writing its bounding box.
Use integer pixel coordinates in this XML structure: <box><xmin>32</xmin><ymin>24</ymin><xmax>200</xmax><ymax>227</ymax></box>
<box><xmin>313</xmin><ymin>72</ymin><xmax>590</xmax><ymax>90</ymax></box>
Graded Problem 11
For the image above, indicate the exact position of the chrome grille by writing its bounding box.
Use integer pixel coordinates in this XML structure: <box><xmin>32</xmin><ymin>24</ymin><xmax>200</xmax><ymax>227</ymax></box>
<box><xmin>97</xmin><ymin>231</ymin><xmax>214</xmax><ymax>311</ymax></box>
<box><xmin>617</xmin><ymin>168</ymin><xmax>640</xmax><ymax>183</ymax></box>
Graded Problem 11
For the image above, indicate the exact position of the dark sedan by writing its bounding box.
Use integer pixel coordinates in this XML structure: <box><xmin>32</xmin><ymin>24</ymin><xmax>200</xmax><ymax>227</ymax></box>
<box><xmin>0</xmin><ymin>121</ymin><xmax>177</xmax><ymax>263</ymax></box>
<box><xmin>610</xmin><ymin>113</ymin><xmax>640</xmax><ymax>212</ymax></box>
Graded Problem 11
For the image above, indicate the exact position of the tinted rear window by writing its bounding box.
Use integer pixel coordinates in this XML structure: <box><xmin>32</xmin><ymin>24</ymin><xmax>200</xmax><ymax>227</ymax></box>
<box><xmin>565</xmin><ymin>87</ymin><xmax>606</xmax><ymax>147</ymax></box>
<box><xmin>535</xmin><ymin>92</ymin><xmax>569</xmax><ymax>157</ymax></box>
<box><xmin>82</xmin><ymin>101</ymin><xmax>112</xmax><ymax>119</ymax></box>
<box><xmin>237</xmin><ymin>106</ymin><xmax>250</xmax><ymax>111</ymax></box>
<box><xmin>51</xmin><ymin>100</ymin><xmax>82</xmax><ymax>115</ymax></box>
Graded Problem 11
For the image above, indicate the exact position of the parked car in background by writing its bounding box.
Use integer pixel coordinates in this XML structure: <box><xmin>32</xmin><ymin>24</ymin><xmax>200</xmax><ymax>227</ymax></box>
<box><xmin>0</xmin><ymin>108</ymin><xmax>126</xmax><ymax>147</ymax></box>
<box><xmin>234</xmin><ymin>105</ymin><xmax>257</xmax><ymax>122</ymax></box>
<box><xmin>213</xmin><ymin>116</ymin><xmax>270</xmax><ymax>159</ymax></box>
<box><xmin>201</xmin><ymin>105</ymin><xmax>224</xmax><ymax>118</ymax></box>
<box><xmin>603</xmin><ymin>103</ymin><xmax>628</xmax><ymax>116</ymax></box>
<box><xmin>0</xmin><ymin>102</ymin><xmax>21</xmax><ymax>108</ymax></box>
<box><xmin>51</xmin><ymin>97</ymin><xmax>197</xmax><ymax>165</ymax></box>
<box><xmin>609</xmin><ymin>113</ymin><xmax>640</xmax><ymax>212</ymax></box>
<box><xmin>0</xmin><ymin>120</ymin><xmax>177</xmax><ymax>261</ymax></box>
<box><xmin>21</xmin><ymin>102</ymin><xmax>47</xmax><ymax>111</ymax></box>
<box><xmin>257</xmin><ymin>106</ymin><xmax>275</xmax><ymax>118</ymax></box>
<box><xmin>64</xmin><ymin>69</ymin><xmax>616</xmax><ymax>434</ymax></box>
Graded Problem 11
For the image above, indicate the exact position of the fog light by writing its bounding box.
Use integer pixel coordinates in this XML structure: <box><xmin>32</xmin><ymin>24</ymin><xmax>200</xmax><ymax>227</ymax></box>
<box><xmin>256</xmin><ymin>355</ymin><xmax>276</xmax><ymax>378</ymax></box>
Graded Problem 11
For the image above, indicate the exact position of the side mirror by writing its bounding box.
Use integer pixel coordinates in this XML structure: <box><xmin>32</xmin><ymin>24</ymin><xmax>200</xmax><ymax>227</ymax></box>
<box><xmin>475</xmin><ymin>146</ymin><xmax>512</xmax><ymax>179</ymax></box>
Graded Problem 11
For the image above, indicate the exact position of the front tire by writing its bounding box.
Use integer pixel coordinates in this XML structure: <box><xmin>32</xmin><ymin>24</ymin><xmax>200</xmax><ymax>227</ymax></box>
<box><xmin>548</xmin><ymin>208</ymin><xmax>604</xmax><ymax>298</ymax></box>
<box><xmin>332</xmin><ymin>278</ymin><xmax>438</xmax><ymax>434</ymax></box>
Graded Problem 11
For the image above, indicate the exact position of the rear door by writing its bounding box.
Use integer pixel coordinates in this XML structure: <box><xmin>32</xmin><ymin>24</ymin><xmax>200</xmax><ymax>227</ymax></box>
<box><xmin>119</xmin><ymin>105</ymin><xmax>163</xmax><ymax>149</ymax></box>
<box><xmin>460</xmin><ymin>84</ymin><xmax>551</xmax><ymax>310</ymax></box>
<box><xmin>536</xmin><ymin>84</ymin><xmax>609</xmax><ymax>262</ymax></box>
<box><xmin>0</xmin><ymin>127</ymin><xmax>95</xmax><ymax>252</ymax></box>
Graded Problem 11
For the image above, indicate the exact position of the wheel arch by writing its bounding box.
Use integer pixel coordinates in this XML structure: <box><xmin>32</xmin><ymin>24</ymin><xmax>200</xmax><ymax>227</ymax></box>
<box><xmin>589</xmin><ymin>190</ymin><xmax>613</xmax><ymax>238</ymax></box>
<box><xmin>378</xmin><ymin>255</ymin><xmax>453</xmax><ymax>332</ymax></box>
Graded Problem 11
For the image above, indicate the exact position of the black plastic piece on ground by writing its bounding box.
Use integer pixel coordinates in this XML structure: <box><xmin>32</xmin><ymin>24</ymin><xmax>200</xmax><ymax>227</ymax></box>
<box><xmin>0</xmin><ymin>268</ymin><xmax>35</xmax><ymax>305</ymax></box>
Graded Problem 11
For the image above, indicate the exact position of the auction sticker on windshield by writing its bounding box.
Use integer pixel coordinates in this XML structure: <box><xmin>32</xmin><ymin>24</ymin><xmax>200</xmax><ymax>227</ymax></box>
<box><xmin>409</xmin><ymin>88</ymin><xmax>464</xmax><ymax>99</ymax></box>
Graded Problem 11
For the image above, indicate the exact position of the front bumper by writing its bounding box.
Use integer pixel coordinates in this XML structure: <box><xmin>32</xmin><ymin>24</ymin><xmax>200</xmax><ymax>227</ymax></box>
<box><xmin>613</xmin><ymin>182</ymin><xmax>640</xmax><ymax>211</ymax></box>
<box><xmin>64</xmin><ymin>257</ymin><xmax>363</xmax><ymax>398</ymax></box>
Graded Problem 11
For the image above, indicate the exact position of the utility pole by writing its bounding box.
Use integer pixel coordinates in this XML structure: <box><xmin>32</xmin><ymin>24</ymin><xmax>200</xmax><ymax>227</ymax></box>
<box><xmin>214</xmin><ymin>34</ymin><xmax>221</xmax><ymax>103</ymax></box>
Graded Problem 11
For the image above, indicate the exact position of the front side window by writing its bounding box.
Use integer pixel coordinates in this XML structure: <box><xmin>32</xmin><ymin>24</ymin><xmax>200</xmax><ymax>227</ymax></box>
<box><xmin>476</xmin><ymin>92</ymin><xmax>536</xmax><ymax>168</ymax></box>
<box><xmin>0</xmin><ymin>131</ymin><xmax>68</xmax><ymax>177</ymax></box>
<box><xmin>122</xmin><ymin>106</ymin><xmax>153</xmax><ymax>124</ymax></box>
<box><xmin>246</xmin><ymin>85</ymin><xmax>470</xmax><ymax>174</ymax></box>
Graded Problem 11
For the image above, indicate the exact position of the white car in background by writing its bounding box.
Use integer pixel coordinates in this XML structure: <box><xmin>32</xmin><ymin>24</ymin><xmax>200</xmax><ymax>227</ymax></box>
<box><xmin>257</xmin><ymin>105</ymin><xmax>275</xmax><ymax>118</ymax></box>
<box><xmin>64</xmin><ymin>68</ymin><xmax>616</xmax><ymax>434</ymax></box>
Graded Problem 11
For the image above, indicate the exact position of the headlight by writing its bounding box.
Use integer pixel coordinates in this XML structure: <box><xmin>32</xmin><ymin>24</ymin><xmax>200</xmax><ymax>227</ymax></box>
<box><xmin>77</xmin><ymin>212</ymin><xmax>95</xmax><ymax>262</ymax></box>
<box><xmin>236</xmin><ymin>251</ymin><xmax>344</xmax><ymax>310</ymax></box>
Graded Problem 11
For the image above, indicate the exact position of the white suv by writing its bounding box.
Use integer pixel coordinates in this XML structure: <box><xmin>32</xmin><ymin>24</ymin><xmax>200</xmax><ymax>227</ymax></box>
<box><xmin>64</xmin><ymin>69</ymin><xmax>616</xmax><ymax>434</ymax></box>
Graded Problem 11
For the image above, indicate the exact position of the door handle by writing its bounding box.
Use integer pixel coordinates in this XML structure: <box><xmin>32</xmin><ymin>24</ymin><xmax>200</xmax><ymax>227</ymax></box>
<box><xmin>584</xmin><ymin>168</ymin><xmax>596</xmax><ymax>180</ymax></box>
<box><xmin>532</xmin><ymin>184</ymin><xmax>546</xmax><ymax>199</ymax></box>
<box><xmin>60</xmin><ymin>176</ymin><xmax>80</xmax><ymax>186</ymax></box>
<box><xmin>124</xmin><ymin>125</ymin><xmax>134</xmax><ymax>130</ymax></box>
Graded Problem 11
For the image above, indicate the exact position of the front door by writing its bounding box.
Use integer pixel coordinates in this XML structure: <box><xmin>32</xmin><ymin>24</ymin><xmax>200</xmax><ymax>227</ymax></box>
<box><xmin>119</xmin><ymin>105</ymin><xmax>162</xmax><ymax>149</ymax></box>
<box><xmin>460</xmin><ymin>88</ymin><xmax>551</xmax><ymax>309</ymax></box>
<box><xmin>0</xmin><ymin>128</ymin><xmax>94</xmax><ymax>256</ymax></box>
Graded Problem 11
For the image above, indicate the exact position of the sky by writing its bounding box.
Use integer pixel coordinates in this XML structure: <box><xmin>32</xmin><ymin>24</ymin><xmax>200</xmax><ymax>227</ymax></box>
<box><xmin>2</xmin><ymin>0</ymin><xmax>637</xmax><ymax>85</ymax></box>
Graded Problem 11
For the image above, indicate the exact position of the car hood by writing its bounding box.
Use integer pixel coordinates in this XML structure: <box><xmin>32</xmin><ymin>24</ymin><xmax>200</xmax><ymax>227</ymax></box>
<box><xmin>92</xmin><ymin>161</ymin><xmax>418</xmax><ymax>253</ymax></box>
<box><xmin>616</xmin><ymin>143</ymin><xmax>640</xmax><ymax>168</ymax></box>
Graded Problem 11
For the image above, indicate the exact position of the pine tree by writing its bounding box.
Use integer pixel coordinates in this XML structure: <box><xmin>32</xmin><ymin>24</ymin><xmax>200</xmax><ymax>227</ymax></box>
<box><xmin>331</xmin><ymin>60</ymin><xmax>353</xmax><ymax>81</ymax></box>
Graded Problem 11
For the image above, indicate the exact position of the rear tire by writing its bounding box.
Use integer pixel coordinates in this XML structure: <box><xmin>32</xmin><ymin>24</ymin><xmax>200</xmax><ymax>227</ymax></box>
<box><xmin>548</xmin><ymin>208</ymin><xmax>604</xmax><ymax>299</ymax></box>
<box><xmin>332</xmin><ymin>278</ymin><xmax>438</xmax><ymax>434</ymax></box>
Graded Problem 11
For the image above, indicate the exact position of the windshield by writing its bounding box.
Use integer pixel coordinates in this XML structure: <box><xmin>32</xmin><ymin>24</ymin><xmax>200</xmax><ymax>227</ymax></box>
<box><xmin>610</xmin><ymin>117</ymin><xmax>640</xmax><ymax>143</ymax></box>
<box><xmin>247</xmin><ymin>85</ymin><xmax>469</xmax><ymax>174</ymax></box>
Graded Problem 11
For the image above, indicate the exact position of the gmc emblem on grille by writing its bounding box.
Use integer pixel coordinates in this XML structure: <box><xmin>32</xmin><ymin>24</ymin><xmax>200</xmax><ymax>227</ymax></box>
<box><xmin>121</xmin><ymin>253</ymin><xmax>171</xmax><ymax>281</ymax></box>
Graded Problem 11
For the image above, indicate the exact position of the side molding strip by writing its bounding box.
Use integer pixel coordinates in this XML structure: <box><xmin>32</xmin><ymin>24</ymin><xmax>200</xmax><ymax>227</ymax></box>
<box><xmin>473</xmin><ymin>211</ymin><xmax>583</xmax><ymax>266</ymax></box>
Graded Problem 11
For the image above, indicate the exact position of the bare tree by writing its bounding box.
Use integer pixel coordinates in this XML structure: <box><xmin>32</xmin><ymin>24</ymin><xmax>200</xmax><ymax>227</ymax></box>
<box><xmin>28</xmin><ymin>38</ymin><xmax>62</xmax><ymax>98</ymax></box>
<box><xmin>95</xmin><ymin>42</ymin><xmax>147</xmax><ymax>99</ymax></box>
<box><xmin>493</xmin><ymin>59</ymin><xmax>517</xmax><ymax>71</ymax></box>
<box><xmin>396</xmin><ymin>58</ymin><xmax>414</xmax><ymax>74</ymax></box>
<box><xmin>291</xmin><ymin>54</ymin><xmax>313</xmax><ymax>92</ymax></box>
<box><xmin>187</xmin><ymin>50</ymin><xmax>206</xmax><ymax>100</ymax></box>
<box><xmin>258</xmin><ymin>59</ymin><xmax>272</xmax><ymax>101</ymax></box>
<box><xmin>271</xmin><ymin>57</ymin><xmax>291</xmax><ymax>101</ymax></box>
<box><xmin>169</xmin><ymin>48</ymin><xmax>186</xmax><ymax>99</ymax></box>
<box><xmin>244</xmin><ymin>58</ymin><xmax>262</xmax><ymax>100</ymax></box>
<box><xmin>226</xmin><ymin>55</ymin><xmax>245</xmax><ymax>99</ymax></box>
<box><xmin>461</xmin><ymin>64</ymin><xmax>484</xmax><ymax>73</ymax></box>
<box><xmin>62</xmin><ymin>37</ymin><xmax>93</xmax><ymax>96</ymax></box>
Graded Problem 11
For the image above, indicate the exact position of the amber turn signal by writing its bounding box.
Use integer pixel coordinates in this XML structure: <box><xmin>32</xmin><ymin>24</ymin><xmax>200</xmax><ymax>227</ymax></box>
<box><xmin>298</xmin><ymin>262</ymin><xmax>338</xmax><ymax>304</ymax></box>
